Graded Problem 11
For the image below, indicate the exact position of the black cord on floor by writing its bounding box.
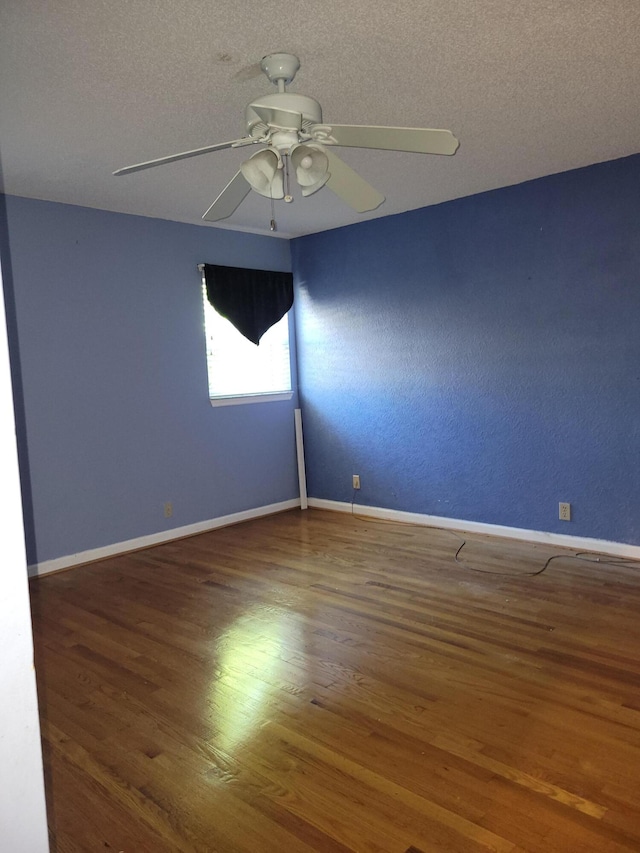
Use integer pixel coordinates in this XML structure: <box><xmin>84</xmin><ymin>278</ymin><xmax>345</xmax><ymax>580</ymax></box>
<box><xmin>349</xmin><ymin>494</ymin><xmax>640</xmax><ymax>578</ymax></box>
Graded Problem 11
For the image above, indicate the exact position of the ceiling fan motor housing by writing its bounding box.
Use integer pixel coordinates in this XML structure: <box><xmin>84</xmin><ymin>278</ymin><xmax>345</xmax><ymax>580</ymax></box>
<box><xmin>245</xmin><ymin>93</ymin><xmax>323</xmax><ymax>139</ymax></box>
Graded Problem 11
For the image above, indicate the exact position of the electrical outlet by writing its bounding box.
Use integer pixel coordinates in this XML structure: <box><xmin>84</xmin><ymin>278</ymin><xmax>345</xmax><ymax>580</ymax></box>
<box><xmin>559</xmin><ymin>502</ymin><xmax>571</xmax><ymax>521</ymax></box>
<box><xmin>352</xmin><ymin>474</ymin><xmax>361</xmax><ymax>490</ymax></box>
<box><xmin>164</xmin><ymin>502</ymin><xmax>173</xmax><ymax>518</ymax></box>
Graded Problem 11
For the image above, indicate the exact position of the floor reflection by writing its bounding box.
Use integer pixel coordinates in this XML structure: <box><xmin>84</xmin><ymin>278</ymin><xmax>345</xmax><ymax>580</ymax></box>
<box><xmin>209</xmin><ymin>606</ymin><xmax>302</xmax><ymax>754</ymax></box>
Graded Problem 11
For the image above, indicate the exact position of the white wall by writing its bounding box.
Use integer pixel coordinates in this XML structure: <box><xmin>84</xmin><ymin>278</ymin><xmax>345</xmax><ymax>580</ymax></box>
<box><xmin>0</xmin><ymin>261</ymin><xmax>49</xmax><ymax>848</ymax></box>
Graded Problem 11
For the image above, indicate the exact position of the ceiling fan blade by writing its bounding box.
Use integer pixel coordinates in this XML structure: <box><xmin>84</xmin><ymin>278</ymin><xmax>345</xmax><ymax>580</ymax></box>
<box><xmin>324</xmin><ymin>150</ymin><xmax>385</xmax><ymax>213</ymax></box>
<box><xmin>314</xmin><ymin>124</ymin><xmax>459</xmax><ymax>156</ymax></box>
<box><xmin>249</xmin><ymin>103</ymin><xmax>302</xmax><ymax>131</ymax></box>
<box><xmin>113</xmin><ymin>137</ymin><xmax>258</xmax><ymax>176</ymax></box>
<box><xmin>202</xmin><ymin>171</ymin><xmax>251</xmax><ymax>222</ymax></box>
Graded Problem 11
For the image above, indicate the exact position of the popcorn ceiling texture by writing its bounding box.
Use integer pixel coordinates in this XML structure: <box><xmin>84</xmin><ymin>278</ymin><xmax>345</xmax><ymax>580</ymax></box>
<box><xmin>0</xmin><ymin>0</ymin><xmax>638</xmax><ymax>237</ymax></box>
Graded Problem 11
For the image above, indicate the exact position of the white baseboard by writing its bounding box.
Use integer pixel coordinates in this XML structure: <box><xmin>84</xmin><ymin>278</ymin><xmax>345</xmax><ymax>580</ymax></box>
<box><xmin>28</xmin><ymin>499</ymin><xmax>300</xmax><ymax>578</ymax></box>
<box><xmin>308</xmin><ymin>498</ymin><xmax>640</xmax><ymax>561</ymax></box>
<box><xmin>30</xmin><ymin>497</ymin><xmax>640</xmax><ymax>579</ymax></box>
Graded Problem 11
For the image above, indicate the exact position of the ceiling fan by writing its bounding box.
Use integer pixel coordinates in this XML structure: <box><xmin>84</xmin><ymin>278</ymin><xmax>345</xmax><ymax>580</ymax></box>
<box><xmin>114</xmin><ymin>53</ymin><xmax>460</xmax><ymax>224</ymax></box>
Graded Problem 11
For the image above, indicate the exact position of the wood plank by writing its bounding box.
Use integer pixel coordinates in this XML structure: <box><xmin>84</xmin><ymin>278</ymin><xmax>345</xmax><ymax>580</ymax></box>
<box><xmin>30</xmin><ymin>508</ymin><xmax>640</xmax><ymax>851</ymax></box>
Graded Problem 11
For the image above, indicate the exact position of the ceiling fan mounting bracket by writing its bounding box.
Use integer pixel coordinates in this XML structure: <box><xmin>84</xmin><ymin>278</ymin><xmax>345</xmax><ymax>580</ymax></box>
<box><xmin>260</xmin><ymin>53</ymin><xmax>301</xmax><ymax>88</ymax></box>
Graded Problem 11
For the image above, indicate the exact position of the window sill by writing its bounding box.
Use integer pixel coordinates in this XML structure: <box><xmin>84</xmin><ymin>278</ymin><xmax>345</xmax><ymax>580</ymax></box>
<box><xmin>209</xmin><ymin>392</ymin><xmax>293</xmax><ymax>407</ymax></box>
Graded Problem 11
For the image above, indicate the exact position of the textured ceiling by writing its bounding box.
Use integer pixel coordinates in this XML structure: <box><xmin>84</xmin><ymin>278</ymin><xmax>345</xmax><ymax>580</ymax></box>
<box><xmin>0</xmin><ymin>1</ymin><xmax>638</xmax><ymax>238</ymax></box>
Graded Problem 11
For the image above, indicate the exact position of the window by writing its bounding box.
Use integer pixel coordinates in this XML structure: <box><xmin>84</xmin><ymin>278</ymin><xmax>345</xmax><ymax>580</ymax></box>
<box><xmin>201</xmin><ymin>284</ymin><xmax>293</xmax><ymax>406</ymax></box>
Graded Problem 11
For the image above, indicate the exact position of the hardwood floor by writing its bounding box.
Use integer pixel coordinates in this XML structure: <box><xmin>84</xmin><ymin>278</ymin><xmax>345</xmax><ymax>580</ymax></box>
<box><xmin>29</xmin><ymin>508</ymin><xmax>640</xmax><ymax>852</ymax></box>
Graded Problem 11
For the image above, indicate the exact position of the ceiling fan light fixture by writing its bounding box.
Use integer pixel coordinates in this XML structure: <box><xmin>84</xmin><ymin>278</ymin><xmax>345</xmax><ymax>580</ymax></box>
<box><xmin>291</xmin><ymin>142</ymin><xmax>330</xmax><ymax>197</ymax></box>
<box><xmin>240</xmin><ymin>148</ymin><xmax>284</xmax><ymax>199</ymax></box>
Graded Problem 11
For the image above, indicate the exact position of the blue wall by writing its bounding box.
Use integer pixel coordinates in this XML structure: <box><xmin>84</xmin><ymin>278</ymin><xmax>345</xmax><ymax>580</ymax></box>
<box><xmin>292</xmin><ymin>154</ymin><xmax>640</xmax><ymax>545</ymax></box>
<box><xmin>4</xmin><ymin>154</ymin><xmax>640</xmax><ymax>563</ymax></box>
<box><xmin>1</xmin><ymin>196</ymin><xmax>297</xmax><ymax>564</ymax></box>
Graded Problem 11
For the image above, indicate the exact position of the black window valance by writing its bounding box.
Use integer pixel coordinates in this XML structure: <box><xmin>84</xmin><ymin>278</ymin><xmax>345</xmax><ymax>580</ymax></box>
<box><xmin>202</xmin><ymin>263</ymin><xmax>293</xmax><ymax>346</ymax></box>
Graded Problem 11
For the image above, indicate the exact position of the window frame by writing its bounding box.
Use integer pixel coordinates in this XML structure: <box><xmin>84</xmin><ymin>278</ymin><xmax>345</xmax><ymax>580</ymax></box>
<box><xmin>201</xmin><ymin>283</ymin><xmax>294</xmax><ymax>407</ymax></box>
